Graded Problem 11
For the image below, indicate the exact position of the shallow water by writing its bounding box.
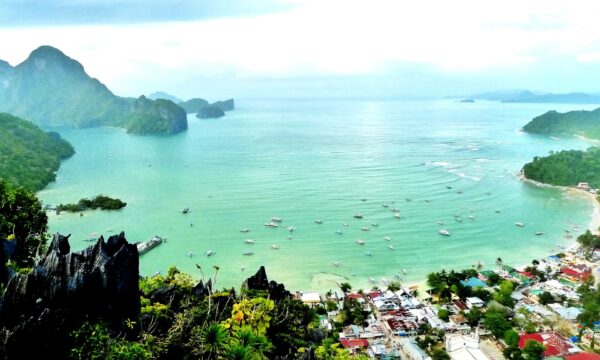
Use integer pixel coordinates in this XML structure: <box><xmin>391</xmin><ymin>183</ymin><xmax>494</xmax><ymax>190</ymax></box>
<box><xmin>38</xmin><ymin>99</ymin><xmax>599</xmax><ymax>292</ymax></box>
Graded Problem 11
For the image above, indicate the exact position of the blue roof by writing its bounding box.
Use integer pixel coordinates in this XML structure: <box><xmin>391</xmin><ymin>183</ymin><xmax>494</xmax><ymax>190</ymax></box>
<box><xmin>460</xmin><ymin>277</ymin><xmax>487</xmax><ymax>288</ymax></box>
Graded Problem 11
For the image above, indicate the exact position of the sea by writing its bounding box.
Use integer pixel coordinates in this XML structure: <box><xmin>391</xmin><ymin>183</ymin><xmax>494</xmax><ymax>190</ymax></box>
<box><xmin>38</xmin><ymin>99</ymin><xmax>599</xmax><ymax>292</ymax></box>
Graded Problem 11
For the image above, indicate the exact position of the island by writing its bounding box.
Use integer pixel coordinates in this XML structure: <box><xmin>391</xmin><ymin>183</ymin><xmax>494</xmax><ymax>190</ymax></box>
<box><xmin>177</xmin><ymin>97</ymin><xmax>209</xmax><ymax>113</ymax></box>
<box><xmin>0</xmin><ymin>46</ymin><xmax>187</xmax><ymax>135</ymax></box>
<box><xmin>56</xmin><ymin>195</ymin><xmax>126</xmax><ymax>212</ymax></box>
<box><xmin>522</xmin><ymin>107</ymin><xmax>600</xmax><ymax>139</ymax></box>
<box><xmin>522</xmin><ymin>147</ymin><xmax>600</xmax><ymax>189</ymax></box>
<box><xmin>0</xmin><ymin>112</ymin><xmax>74</xmax><ymax>191</ymax></box>
<box><xmin>196</xmin><ymin>104</ymin><xmax>225</xmax><ymax>118</ymax></box>
<box><xmin>459</xmin><ymin>99</ymin><xmax>475</xmax><ymax>103</ymax></box>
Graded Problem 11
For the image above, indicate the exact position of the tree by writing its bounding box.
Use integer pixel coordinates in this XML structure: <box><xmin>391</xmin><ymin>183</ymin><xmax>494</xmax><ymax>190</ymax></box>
<box><xmin>438</xmin><ymin>308</ymin><xmax>449</xmax><ymax>321</ymax></box>
<box><xmin>537</xmin><ymin>291</ymin><xmax>554</xmax><ymax>305</ymax></box>
<box><xmin>504</xmin><ymin>329</ymin><xmax>520</xmax><ymax>347</ymax></box>
<box><xmin>431</xmin><ymin>349</ymin><xmax>451</xmax><ymax>360</ymax></box>
<box><xmin>494</xmin><ymin>280</ymin><xmax>515</xmax><ymax>307</ymax></box>
<box><xmin>200</xmin><ymin>323</ymin><xmax>227</xmax><ymax>359</ymax></box>
<box><xmin>465</xmin><ymin>307</ymin><xmax>482</xmax><ymax>327</ymax></box>
<box><xmin>339</xmin><ymin>282</ymin><xmax>352</xmax><ymax>294</ymax></box>
<box><xmin>504</xmin><ymin>346</ymin><xmax>524</xmax><ymax>360</ymax></box>
<box><xmin>522</xmin><ymin>340</ymin><xmax>545</xmax><ymax>360</ymax></box>
<box><xmin>495</xmin><ymin>258</ymin><xmax>503</xmax><ymax>269</ymax></box>
<box><xmin>314</xmin><ymin>339</ymin><xmax>351</xmax><ymax>360</ymax></box>
<box><xmin>484</xmin><ymin>308</ymin><xmax>512</xmax><ymax>338</ymax></box>
<box><xmin>388</xmin><ymin>281</ymin><xmax>401</xmax><ymax>292</ymax></box>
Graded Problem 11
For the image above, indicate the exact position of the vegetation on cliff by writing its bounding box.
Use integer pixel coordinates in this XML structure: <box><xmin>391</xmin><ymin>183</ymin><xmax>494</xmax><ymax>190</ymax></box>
<box><xmin>57</xmin><ymin>195</ymin><xmax>126</xmax><ymax>212</ymax></box>
<box><xmin>523</xmin><ymin>107</ymin><xmax>600</xmax><ymax>139</ymax></box>
<box><xmin>0</xmin><ymin>113</ymin><xmax>74</xmax><ymax>191</ymax></box>
<box><xmin>0</xmin><ymin>46</ymin><xmax>187</xmax><ymax>135</ymax></box>
<box><xmin>522</xmin><ymin>147</ymin><xmax>600</xmax><ymax>188</ymax></box>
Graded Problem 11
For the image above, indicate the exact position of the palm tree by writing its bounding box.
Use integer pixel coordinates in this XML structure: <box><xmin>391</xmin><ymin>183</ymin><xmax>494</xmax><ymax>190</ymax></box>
<box><xmin>195</xmin><ymin>264</ymin><xmax>205</xmax><ymax>282</ymax></box>
<box><xmin>339</xmin><ymin>282</ymin><xmax>352</xmax><ymax>294</ymax></box>
<box><xmin>495</xmin><ymin>257</ymin><xmax>503</xmax><ymax>269</ymax></box>
<box><xmin>201</xmin><ymin>323</ymin><xmax>228</xmax><ymax>359</ymax></box>
<box><xmin>224</xmin><ymin>343</ymin><xmax>252</xmax><ymax>360</ymax></box>
<box><xmin>213</xmin><ymin>265</ymin><xmax>221</xmax><ymax>287</ymax></box>
<box><xmin>233</xmin><ymin>326</ymin><xmax>271</xmax><ymax>355</ymax></box>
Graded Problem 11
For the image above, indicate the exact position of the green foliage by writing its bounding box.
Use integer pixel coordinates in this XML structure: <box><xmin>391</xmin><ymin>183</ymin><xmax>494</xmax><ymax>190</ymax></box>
<box><xmin>314</xmin><ymin>339</ymin><xmax>351</xmax><ymax>360</ymax></box>
<box><xmin>523</xmin><ymin>108</ymin><xmax>600</xmax><ymax>139</ymax></box>
<box><xmin>504</xmin><ymin>346</ymin><xmax>524</xmax><ymax>360</ymax></box>
<box><xmin>504</xmin><ymin>329</ymin><xmax>520</xmax><ymax>347</ymax></box>
<box><xmin>522</xmin><ymin>340</ymin><xmax>546</xmax><ymax>360</ymax></box>
<box><xmin>339</xmin><ymin>282</ymin><xmax>352</xmax><ymax>294</ymax></box>
<box><xmin>387</xmin><ymin>281</ymin><xmax>402</xmax><ymax>292</ymax></box>
<box><xmin>426</xmin><ymin>268</ymin><xmax>478</xmax><ymax>300</ymax></box>
<box><xmin>431</xmin><ymin>348</ymin><xmax>451</xmax><ymax>360</ymax></box>
<box><xmin>57</xmin><ymin>195</ymin><xmax>126</xmax><ymax>212</ymax></box>
<box><xmin>222</xmin><ymin>298</ymin><xmax>275</xmax><ymax>335</ymax></box>
<box><xmin>0</xmin><ymin>113</ymin><xmax>74</xmax><ymax>191</ymax></box>
<box><xmin>0</xmin><ymin>179</ymin><xmax>48</xmax><ymax>267</ymax></box>
<box><xmin>69</xmin><ymin>322</ymin><xmax>152</xmax><ymax>360</ymax></box>
<box><xmin>465</xmin><ymin>306</ymin><xmax>483</xmax><ymax>327</ymax></box>
<box><xmin>576</xmin><ymin>230</ymin><xmax>600</xmax><ymax>251</ymax></box>
<box><xmin>537</xmin><ymin>291</ymin><xmax>555</xmax><ymax>305</ymax></box>
<box><xmin>523</xmin><ymin>147</ymin><xmax>600</xmax><ymax>188</ymax></box>
<box><xmin>484</xmin><ymin>307</ymin><xmax>512</xmax><ymax>338</ymax></box>
<box><xmin>578</xmin><ymin>287</ymin><xmax>600</xmax><ymax>325</ymax></box>
<box><xmin>494</xmin><ymin>280</ymin><xmax>515</xmax><ymax>307</ymax></box>
<box><xmin>487</xmin><ymin>272</ymin><xmax>501</xmax><ymax>286</ymax></box>
<box><xmin>437</xmin><ymin>308</ymin><xmax>449</xmax><ymax>321</ymax></box>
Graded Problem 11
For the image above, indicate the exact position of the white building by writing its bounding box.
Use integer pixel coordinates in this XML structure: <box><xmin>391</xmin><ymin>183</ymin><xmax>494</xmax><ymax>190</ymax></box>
<box><xmin>445</xmin><ymin>332</ymin><xmax>490</xmax><ymax>360</ymax></box>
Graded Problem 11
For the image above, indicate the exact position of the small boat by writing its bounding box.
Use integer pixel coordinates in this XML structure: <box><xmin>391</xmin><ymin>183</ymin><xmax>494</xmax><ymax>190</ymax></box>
<box><xmin>146</xmin><ymin>163</ymin><xmax>151</xmax><ymax>167</ymax></box>
<box><xmin>332</xmin><ymin>261</ymin><xmax>341</xmax><ymax>267</ymax></box>
<box><xmin>361</xmin><ymin>227</ymin><xmax>370</xmax><ymax>232</ymax></box>
<box><xmin>365</xmin><ymin>251</ymin><xmax>373</xmax><ymax>256</ymax></box>
<box><xmin>271</xmin><ymin>217</ymin><xmax>282</xmax><ymax>222</ymax></box>
<box><xmin>355</xmin><ymin>240</ymin><xmax>365</xmax><ymax>245</ymax></box>
<box><xmin>439</xmin><ymin>229</ymin><xmax>451</xmax><ymax>236</ymax></box>
<box><xmin>335</xmin><ymin>230</ymin><xmax>343</xmax><ymax>235</ymax></box>
<box><xmin>137</xmin><ymin>235</ymin><xmax>164</xmax><ymax>255</ymax></box>
<box><xmin>354</xmin><ymin>214</ymin><xmax>364</xmax><ymax>219</ymax></box>
<box><xmin>271</xmin><ymin>244</ymin><xmax>280</xmax><ymax>250</ymax></box>
<box><xmin>381</xmin><ymin>278</ymin><xmax>390</xmax><ymax>285</ymax></box>
<box><xmin>264</xmin><ymin>222</ymin><xmax>278</xmax><ymax>228</ymax></box>
<box><xmin>368</xmin><ymin>277</ymin><xmax>377</xmax><ymax>284</ymax></box>
<box><xmin>391</xmin><ymin>208</ymin><xmax>400</xmax><ymax>213</ymax></box>
<box><xmin>437</xmin><ymin>221</ymin><xmax>444</xmax><ymax>225</ymax></box>
<box><xmin>371</xmin><ymin>223</ymin><xmax>379</xmax><ymax>227</ymax></box>
<box><xmin>550</xmin><ymin>136</ymin><xmax>560</xmax><ymax>141</ymax></box>
<box><xmin>565</xmin><ymin>234</ymin><xmax>573</xmax><ymax>239</ymax></box>
<box><xmin>405</xmin><ymin>198</ymin><xmax>412</xmax><ymax>201</ymax></box>
<box><xmin>106</xmin><ymin>228</ymin><xmax>113</xmax><ymax>232</ymax></box>
<box><xmin>240</xmin><ymin>228</ymin><xmax>251</xmax><ymax>233</ymax></box>
<box><xmin>394</xmin><ymin>213</ymin><xmax>401</xmax><ymax>218</ymax></box>
<box><xmin>535</xmin><ymin>232</ymin><xmax>544</xmax><ymax>236</ymax></box>
<box><xmin>342</xmin><ymin>223</ymin><xmax>349</xmax><ymax>227</ymax></box>
<box><xmin>457</xmin><ymin>191</ymin><xmax>463</xmax><ymax>194</ymax></box>
<box><xmin>205</xmin><ymin>250</ymin><xmax>215</xmax><ymax>257</ymax></box>
<box><xmin>564</xmin><ymin>229</ymin><xmax>570</xmax><ymax>233</ymax></box>
<box><xmin>446</xmin><ymin>186</ymin><xmax>452</xmax><ymax>189</ymax></box>
<box><xmin>402</xmin><ymin>269</ymin><xmax>407</xmax><ymax>274</ymax></box>
<box><xmin>315</xmin><ymin>219</ymin><xmax>322</xmax><ymax>224</ymax></box>
<box><xmin>287</xmin><ymin>226</ymin><xmax>295</xmax><ymax>232</ymax></box>
<box><xmin>384</xmin><ymin>236</ymin><xmax>391</xmax><ymax>241</ymax></box>
<box><xmin>243</xmin><ymin>251</ymin><xmax>254</xmax><ymax>256</ymax></box>
<box><xmin>382</xmin><ymin>204</ymin><xmax>389</xmax><ymax>208</ymax></box>
<box><xmin>455</xmin><ymin>218</ymin><xmax>463</xmax><ymax>222</ymax></box>
<box><xmin>83</xmin><ymin>237</ymin><xmax>96</xmax><ymax>242</ymax></box>
<box><xmin>468</xmin><ymin>215</ymin><xmax>475</xmax><ymax>220</ymax></box>
<box><xmin>515</xmin><ymin>222</ymin><xmax>524</xmax><ymax>227</ymax></box>
<box><xmin>181</xmin><ymin>208</ymin><xmax>190</xmax><ymax>214</ymax></box>
<box><xmin>495</xmin><ymin>210</ymin><xmax>501</xmax><ymax>213</ymax></box>
<box><xmin>388</xmin><ymin>244</ymin><xmax>395</xmax><ymax>250</ymax></box>
<box><xmin>244</xmin><ymin>239</ymin><xmax>255</xmax><ymax>244</ymax></box>
<box><xmin>361</xmin><ymin>198</ymin><xmax>367</xmax><ymax>202</ymax></box>
<box><xmin>425</xmin><ymin>199</ymin><xmax>432</xmax><ymax>203</ymax></box>
<box><xmin>287</xmin><ymin>236</ymin><xmax>293</xmax><ymax>240</ymax></box>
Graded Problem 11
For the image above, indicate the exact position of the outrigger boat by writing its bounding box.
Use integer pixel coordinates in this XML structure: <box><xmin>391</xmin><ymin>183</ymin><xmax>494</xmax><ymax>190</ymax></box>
<box><xmin>137</xmin><ymin>235</ymin><xmax>164</xmax><ymax>255</ymax></box>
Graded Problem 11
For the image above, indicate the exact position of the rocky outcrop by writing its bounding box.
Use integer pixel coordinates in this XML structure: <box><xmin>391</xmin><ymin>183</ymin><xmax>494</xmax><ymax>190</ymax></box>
<box><xmin>242</xmin><ymin>266</ymin><xmax>291</xmax><ymax>301</ymax></box>
<box><xmin>196</xmin><ymin>104</ymin><xmax>225</xmax><ymax>119</ymax></box>
<box><xmin>0</xmin><ymin>232</ymin><xmax>140</xmax><ymax>358</ymax></box>
<box><xmin>178</xmin><ymin>98</ymin><xmax>209</xmax><ymax>113</ymax></box>
<box><xmin>212</xmin><ymin>98</ymin><xmax>235</xmax><ymax>111</ymax></box>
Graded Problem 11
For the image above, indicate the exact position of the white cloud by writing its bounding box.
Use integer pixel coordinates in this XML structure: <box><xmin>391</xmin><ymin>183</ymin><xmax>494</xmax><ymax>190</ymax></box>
<box><xmin>1</xmin><ymin>0</ymin><xmax>600</xmax><ymax>95</ymax></box>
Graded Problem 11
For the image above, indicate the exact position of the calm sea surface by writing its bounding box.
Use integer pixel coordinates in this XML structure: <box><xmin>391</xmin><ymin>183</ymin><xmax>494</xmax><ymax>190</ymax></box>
<box><xmin>38</xmin><ymin>99</ymin><xmax>599</xmax><ymax>292</ymax></box>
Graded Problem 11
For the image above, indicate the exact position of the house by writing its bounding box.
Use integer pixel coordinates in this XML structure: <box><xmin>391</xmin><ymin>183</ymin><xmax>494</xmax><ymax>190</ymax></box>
<box><xmin>518</xmin><ymin>331</ymin><xmax>581</xmax><ymax>357</ymax></box>
<box><xmin>561</xmin><ymin>266</ymin><xmax>592</xmax><ymax>282</ymax></box>
<box><xmin>578</xmin><ymin>182</ymin><xmax>591</xmax><ymax>191</ymax></box>
<box><xmin>445</xmin><ymin>332</ymin><xmax>490</xmax><ymax>360</ymax></box>
<box><xmin>399</xmin><ymin>338</ymin><xmax>432</xmax><ymax>360</ymax></box>
<box><xmin>466</xmin><ymin>297</ymin><xmax>485</xmax><ymax>309</ymax></box>
<box><xmin>341</xmin><ymin>325</ymin><xmax>365</xmax><ymax>339</ymax></box>
<box><xmin>373</xmin><ymin>298</ymin><xmax>399</xmax><ymax>312</ymax></box>
<box><xmin>339</xmin><ymin>339</ymin><xmax>369</xmax><ymax>354</ymax></box>
<box><xmin>300</xmin><ymin>292</ymin><xmax>321</xmax><ymax>307</ymax></box>
<box><xmin>565</xmin><ymin>353</ymin><xmax>600</xmax><ymax>360</ymax></box>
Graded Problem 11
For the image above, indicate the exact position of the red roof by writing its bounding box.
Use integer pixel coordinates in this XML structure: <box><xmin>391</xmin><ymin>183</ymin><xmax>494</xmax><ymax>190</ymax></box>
<box><xmin>368</xmin><ymin>291</ymin><xmax>382</xmax><ymax>299</ymax></box>
<box><xmin>518</xmin><ymin>332</ymin><xmax>576</xmax><ymax>357</ymax></box>
<box><xmin>566</xmin><ymin>353</ymin><xmax>600</xmax><ymax>360</ymax></box>
<box><xmin>519</xmin><ymin>271</ymin><xmax>534</xmax><ymax>278</ymax></box>
<box><xmin>562</xmin><ymin>267</ymin><xmax>591</xmax><ymax>279</ymax></box>
<box><xmin>346</xmin><ymin>293</ymin><xmax>365</xmax><ymax>300</ymax></box>
<box><xmin>340</xmin><ymin>339</ymin><xmax>369</xmax><ymax>348</ymax></box>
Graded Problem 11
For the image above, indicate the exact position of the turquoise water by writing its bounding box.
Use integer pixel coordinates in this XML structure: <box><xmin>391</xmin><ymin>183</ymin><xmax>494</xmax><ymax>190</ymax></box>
<box><xmin>38</xmin><ymin>99</ymin><xmax>599</xmax><ymax>292</ymax></box>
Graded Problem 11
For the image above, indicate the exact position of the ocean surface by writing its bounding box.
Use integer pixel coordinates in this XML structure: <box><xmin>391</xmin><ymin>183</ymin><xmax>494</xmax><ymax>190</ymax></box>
<box><xmin>38</xmin><ymin>99</ymin><xmax>599</xmax><ymax>292</ymax></box>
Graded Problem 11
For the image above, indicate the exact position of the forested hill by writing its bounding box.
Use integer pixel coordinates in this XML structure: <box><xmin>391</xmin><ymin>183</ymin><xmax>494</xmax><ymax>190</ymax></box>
<box><xmin>522</xmin><ymin>147</ymin><xmax>600</xmax><ymax>189</ymax></box>
<box><xmin>0</xmin><ymin>113</ymin><xmax>74</xmax><ymax>191</ymax></box>
<box><xmin>0</xmin><ymin>46</ymin><xmax>187</xmax><ymax>135</ymax></box>
<box><xmin>523</xmin><ymin>107</ymin><xmax>600</xmax><ymax>139</ymax></box>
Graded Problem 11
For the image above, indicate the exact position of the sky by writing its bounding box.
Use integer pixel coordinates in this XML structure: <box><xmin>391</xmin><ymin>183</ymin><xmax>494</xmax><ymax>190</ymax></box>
<box><xmin>1</xmin><ymin>0</ymin><xmax>600</xmax><ymax>99</ymax></box>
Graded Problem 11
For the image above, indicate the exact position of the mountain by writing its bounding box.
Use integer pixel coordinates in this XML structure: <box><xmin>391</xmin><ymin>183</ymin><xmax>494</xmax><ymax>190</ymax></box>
<box><xmin>0</xmin><ymin>112</ymin><xmax>74</xmax><ymax>191</ymax></box>
<box><xmin>177</xmin><ymin>97</ymin><xmax>209</xmax><ymax>113</ymax></box>
<box><xmin>0</xmin><ymin>46</ymin><xmax>187</xmax><ymax>134</ymax></box>
<box><xmin>503</xmin><ymin>92</ymin><xmax>600</xmax><ymax>104</ymax></box>
<box><xmin>212</xmin><ymin>98</ymin><xmax>235</xmax><ymax>111</ymax></box>
<box><xmin>196</xmin><ymin>104</ymin><xmax>225</xmax><ymax>118</ymax></box>
<box><xmin>147</xmin><ymin>91</ymin><xmax>182</xmax><ymax>103</ymax></box>
<box><xmin>523</xmin><ymin>107</ymin><xmax>600</xmax><ymax>139</ymax></box>
<box><xmin>469</xmin><ymin>90</ymin><xmax>531</xmax><ymax>102</ymax></box>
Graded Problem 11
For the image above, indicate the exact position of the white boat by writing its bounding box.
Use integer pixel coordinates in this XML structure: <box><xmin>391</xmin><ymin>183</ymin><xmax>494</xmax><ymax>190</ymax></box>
<box><xmin>437</xmin><ymin>221</ymin><xmax>444</xmax><ymax>225</ymax></box>
<box><xmin>550</xmin><ymin>136</ymin><xmax>560</xmax><ymax>141</ymax></box>
<box><xmin>535</xmin><ymin>232</ymin><xmax>544</xmax><ymax>236</ymax></box>
<box><xmin>342</xmin><ymin>223</ymin><xmax>349</xmax><ymax>227</ymax></box>
<box><xmin>287</xmin><ymin>226</ymin><xmax>295</xmax><ymax>232</ymax></box>
<box><xmin>468</xmin><ymin>215</ymin><xmax>475</xmax><ymax>220</ymax></box>
<box><xmin>388</xmin><ymin>244</ymin><xmax>395</xmax><ymax>250</ymax></box>
<box><xmin>315</xmin><ymin>219</ymin><xmax>322</xmax><ymax>224</ymax></box>
<box><xmin>244</xmin><ymin>239</ymin><xmax>255</xmax><ymax>244</ymax></box>
<box><xmin>335</xmin><ymin>230</ymin><xmax>343</xmax><ymax>235</ymax></box>
<box><xmin>240</xmin><ymin>228</ymin><xmax>251</xmax><ymax>233</ymax></box>
<box><xmin>384</xmin><ymin>236</ymin><xmax>391</xmax><ymax>241</ymax></box>
<box><xmin>381</xmin><ymin>278</ymin><xmax>390</xmax><ymax>285</ymax></box>
<box><xmin>361</xmin><ymin>227</ymin><xmax>370</xmax><ymax>231</ymax></box>
<box><xmin>332</xmin><ymin>261</ymin><xmax>341</xmax><ymax>267</ymax></box>
<box><xmin>271</xmin><ymin>244</ymin><xmax>280</xmax><ymax>250</ymax></box>
<box><xmin>368</xmin><ymin>277</ymin><xmax>376</xmax><ymax>284</ymax></box>
<box><xmin>402</xmin><ymin>269</ymin><xmax>407</xmax><ymax>274</ymax></box>
<box><xmin>137</xmin><ymin>235</ymin><xmax>164</xmax><ymax>255</ymax></box>
<box><xmin>391</xmin><ymin>208</ymin><xmax>400</xmax><ymax>213</ymax></box>
<box><xmin>394</xmin><ymin>213</ymin><xmax>401</xmax><ymax>218</ymax></box>
<box><xmin>271</xmin><ymin>217</ymin><xmax>282</xmax><ymax>222</ymax></box>
<box><xmin>371</xmin><ymin>223</ymin><xmax>379</xmax><ymax>227</ymax></box>
<box><xmin>355</xmin><ymin>240</ymin><xmax>365</xmax><ymax>245</ymax></box>
<box><xmin>365</xmin><ymin>251</ymin><xmax>373</xmax><ymax>256</ymax></box>
<box><xmin>382</xmin><ymin>204</ymin><xmax>389</xmax><ymax>208</ymax></box>
<box><xmin>287</xmin><ymin>236</ymin><xmax>293</xmax><ymax>240</ymax></box>
<box><xmin>439</xmin><ymin>229</ymin><xmax>451</xmax><ymax>236</ymax></box>
<box><xmin>264</xmin><ymin>222</ymin><xmax>278</xmax><ymax>228</ymax></box>
<box><xmin>205</xmin><ymin>250</ymin><xmax>215</xmax><ymax>257</ymax></box>
<box><xmin>354</xmin><ymin>214</ymin><xmax>364</xmax><ymax>219</ymax></box>
<box><xmin>515</xmin><ymin>222</ymin><xmax>524</xmax><ymax>227</ymax></box>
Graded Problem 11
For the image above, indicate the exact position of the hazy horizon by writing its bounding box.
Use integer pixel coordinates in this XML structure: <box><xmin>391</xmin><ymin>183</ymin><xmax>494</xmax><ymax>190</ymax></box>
<box><xmin>2</xmin><ymin>0</ymin><xmax>600</xmax><ymax>100</ymax></box>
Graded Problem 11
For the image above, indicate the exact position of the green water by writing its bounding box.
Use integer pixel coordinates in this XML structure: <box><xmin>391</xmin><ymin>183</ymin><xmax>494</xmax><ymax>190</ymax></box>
<box><xmin>38</xmin><ymin>99</ymin><xmax>599</xmax><ymax>292</ymax></box>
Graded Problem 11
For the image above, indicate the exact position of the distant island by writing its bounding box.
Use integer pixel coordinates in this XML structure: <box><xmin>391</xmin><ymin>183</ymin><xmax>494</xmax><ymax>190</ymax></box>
<box><xmin>56</xmin><ymin>195</ymin><xmax>126</xmax><ymax>212</ymax></box>
<box><xmin>148</xmin><ymin>92</ymin><xmax>235</xmax><ymax>118</ymax></box>
<box><xmin>523</xmin><ymin>107</ymin><xmax>600</xmax><ymax>139</ymax></box>
<box><xmin>468</xmin><ymin>90</ymin><xmax>600</xmax><ymax>104</ymax></box>
<box><xmin>522</xmin><ymin>147</ymin><xmax>600</xmax><ymax>189</ymax></box>
<box><xmin>0</xmin><ymin>46</ymin><xmax>187</xmax><ymax>135</ymax></box>
<box><xmin>0</xmin><ymin>112</ymin><xmax>74</xmax><ymax>191</ymax></box>
<box><xmin>459</xmin><ymin>99</ymin><xmax>475</xmax><ymax>103</ymax></box>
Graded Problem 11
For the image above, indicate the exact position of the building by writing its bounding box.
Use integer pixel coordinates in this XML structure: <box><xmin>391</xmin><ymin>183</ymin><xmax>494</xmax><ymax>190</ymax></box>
<box><xmin>445</xmin><ymin>332</ymin><xmax>490</xmax><ymax>360</ymax></box>
<box><xmin>466</xmin><ymin>297</ymin><xmax>485</xmax><ymax>309</ymax></box>
<box><xmin>339</xmin><ymin>339</ymin><xmax>369</xmax><ymax>354</ymax></box>
<box><xmin>398</xmin><ymin>338</ymin><xmax>431</xmax><ymax>360</ymax></box>
<box><xmin>518</xmin><ymin>331</ymin><xmax>581</xmax><ymax>357</ymax></box>
<box><xmin>578</xmin><ymin>182</ymin><xmax>591</xmax><ymax>191</ymax></box>
<box><xmin>460</xmin><ymin>277</ymin><xmax>487</xmax><ymax>288</ymax></box>
<box><xmin>300</xmin><ymin>292</ymin><xmax>322</xmax><ymax>307</ymax></box>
